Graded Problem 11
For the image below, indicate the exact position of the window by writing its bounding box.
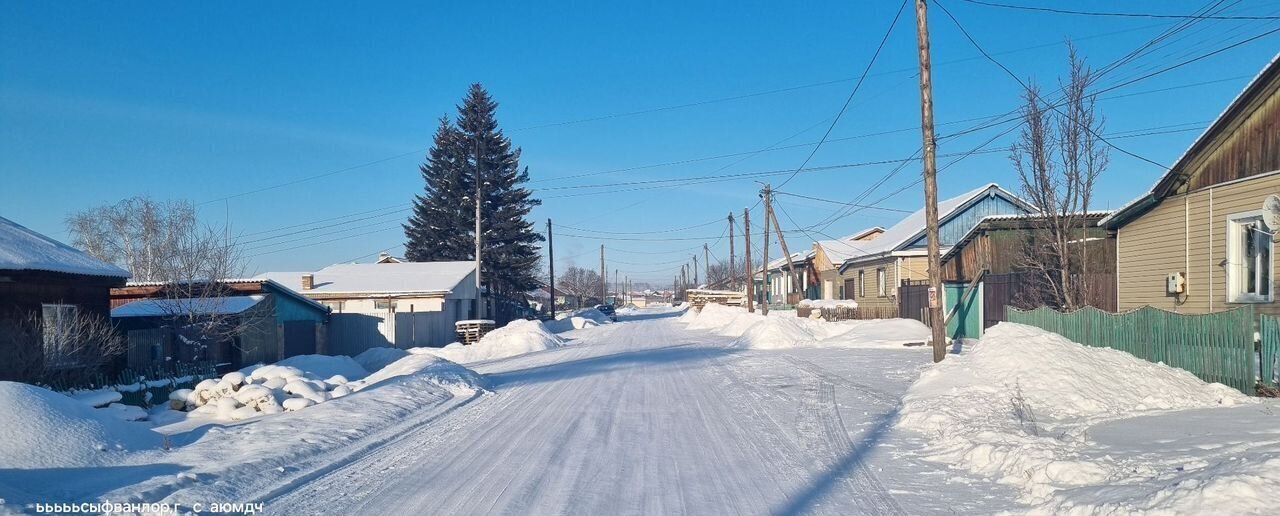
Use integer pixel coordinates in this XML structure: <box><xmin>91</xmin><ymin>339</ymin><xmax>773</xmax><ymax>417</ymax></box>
<box><xmin>41</xmin><ymin>304</ymin><xmax>78</xmax><ymax>368</ymax></box>
<box><xmin>1227</xmin><ymin>214</ymin><xmax>1273</xmax><ymax>303</ymax></box>
<box><xmin>839</xmin><ymin>285</ymin><xmax>846</xmax><ymax>300</ymax></box>
<box><xmin>374</xmin><ymin>300</ymin><xmax>396</xmax><ymax>311</ymax></box>
<box><xmin>858</xmin><ymin>270</ymin><xmax>865</xmax><ymax>298</ymax></box>
<box><xmin>324</xmin><ymin>301</ymin><xmax>344</xmax><ymax>313</ymax></box>
<box><xmin>877</xmin><ymin>268</ymin><xmax>887</xmax><ymax>297</ymax></box>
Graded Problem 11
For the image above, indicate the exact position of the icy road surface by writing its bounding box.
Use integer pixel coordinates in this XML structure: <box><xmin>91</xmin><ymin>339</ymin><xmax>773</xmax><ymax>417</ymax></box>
<box><xmin>266</xmin><ymin>309</ymin><xmax>1018</xmax><ymax>515</ymax></box>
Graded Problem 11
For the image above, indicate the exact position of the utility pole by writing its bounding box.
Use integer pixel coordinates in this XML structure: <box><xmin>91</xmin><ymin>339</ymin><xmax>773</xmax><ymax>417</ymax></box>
<box><xmin>915</xmin><ymin>0</ymin><xmax>946</xmax><ymax>363</ymax></box>
<box><xmin>474</xmin><ymin>131</ymin><xmax>485</xmax><ymax>320</ymax></box>
<box><xmin>703</xmin><ymin>243</ymin><xmax>709</xmax><ymax>289</ymax></box>
<box><xmin>692</xmin><ymin>255</ymin><xmax>699</xmax><ymax>286</ymax></box>
<box><xmin>766</xmin><ymin>187</ymin><xmax>801</xmax><ymax>301</ymax></box>
<box><xmin>547</xmin><ymin>218</ymin><xmax>555</xmax><ymax>319</ymax></box>
<box><xmin>761</xmin><ymin>187</ymin><xmax>771</xmax><ymax>316</ymax></box>
<box><xmin>614</xmin><ymin>269</ymin><xmax>619</xmax><ymax>304</ymax></box>
<box><xmin>600</xmin><ymin>244</ymin><xmax>606</xmax><ymax>304</ymax></box>
<box><xmin>728</xmin><ymin>213</ymin><xmax>736</xmax><ymax>290</ymax></box>
<box><xmin>744</xmin><ymin>207</ymin><xmax>754</xmax><ymax>313</ymax></box>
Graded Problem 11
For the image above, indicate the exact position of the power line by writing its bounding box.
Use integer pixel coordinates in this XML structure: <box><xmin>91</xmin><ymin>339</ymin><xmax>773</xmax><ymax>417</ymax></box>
<box><xmin>555</xmin><ymin>218</ymin><xmax>723</xmax><ymax>235</ymax></box>
<box><xmin>772</xmin><ymin>191</ymin><xmax>913</xmax><ymax>212</ymax></box>
<box><xmin>776</xmin><ymin>0</ymin><xmax>910</xmax><ymax>189</ymax></box>
<box><xmin>957</xmin><ymin>0</ymin><xmax>1280</xmax><ymax>20</ymax></box>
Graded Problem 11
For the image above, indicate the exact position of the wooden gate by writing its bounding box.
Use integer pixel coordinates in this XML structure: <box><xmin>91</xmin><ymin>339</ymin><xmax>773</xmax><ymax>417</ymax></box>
<box><xmin>282</xmin><ymin>321</ymin><xmax>317</xmax><ymax>358</ymax></box>
<box><xmin>897</xmin><ymin>281</ymin><xmax>930</xmax><ymax>324</ymax></box>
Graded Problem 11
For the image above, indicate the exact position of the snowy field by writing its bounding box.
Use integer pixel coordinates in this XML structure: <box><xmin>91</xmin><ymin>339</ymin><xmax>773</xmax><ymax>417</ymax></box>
<box><xmin>0</xmin><ymin>305</ymin><xmax>1277</xmax><ymax>515</ymax></box>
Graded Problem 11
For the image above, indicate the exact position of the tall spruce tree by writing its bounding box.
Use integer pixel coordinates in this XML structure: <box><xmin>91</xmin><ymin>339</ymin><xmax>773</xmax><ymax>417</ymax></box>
<box><xmin>404</xmin><ymin>85</ymin><xmax>543</xmax><ymax>298</ymax></box>
<box><xmin>455</xmin><ymin>83</ymin><xmax>544</xmax><ymax>296</ymax></box>
<box><xmin>404</xmin><ymin>116</ymin><xmax>474</xmax><ymax>261</ymax></box>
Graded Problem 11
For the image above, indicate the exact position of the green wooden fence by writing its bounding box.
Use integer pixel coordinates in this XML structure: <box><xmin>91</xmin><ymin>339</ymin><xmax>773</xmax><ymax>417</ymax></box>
<box><xmin>1261</xmin><ymin>315</ymin><xmax>1280</xmax><ymax>389</ymax></box>
<box><xmin>1007</xmin><ymin>305</ymin><xmax>1256</xmax><ymax>393</ymax></box>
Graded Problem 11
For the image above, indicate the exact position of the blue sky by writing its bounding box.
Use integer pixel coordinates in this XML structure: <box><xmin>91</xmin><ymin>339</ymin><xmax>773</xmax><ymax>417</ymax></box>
<box><xmin>3</xmin><ymin>1</ymin><xmax>1278</xmax><ymax>284</ymax></box>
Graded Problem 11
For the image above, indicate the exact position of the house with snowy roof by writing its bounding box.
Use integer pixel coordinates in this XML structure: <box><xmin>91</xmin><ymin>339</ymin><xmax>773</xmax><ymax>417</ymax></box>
<box><xmin>834</xmin><ymin>184</ymin><xmax>1034</xmax><ymax>314</ymax></box>
<box><xmin>0</xmin><ymin>216</ymin><xmax>130</xmax><ymax>381</ymax></box>
<box><xmin>1101</xmin><ymin>52</ymin><xmax>1280</xmax><ymax>316</ymax></box>
<box><xmin>257</xmin><ymin>261</ymin><xmax>478</xmax><ymax>353</ymax></box>
<box><xmin>811</xmin><ymin>227</ymin><xmax>885</xmax><ymax>301</ymax></box>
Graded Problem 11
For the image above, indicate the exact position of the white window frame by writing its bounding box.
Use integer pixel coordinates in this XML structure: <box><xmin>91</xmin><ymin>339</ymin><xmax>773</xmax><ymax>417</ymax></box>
<box><xmin>1226</xmin><ymin>211</ymin><xmax>1273</xmax><ymax>304</ymax></box>
<box><xmin>877</xmin><ymin>268</ymin><xmax>887</xmax><ymax>297</ymax></box>
<box><xmin>858</xmin><ymin>270</ymin><xmax>865</xmax><ymax>298</ymax></box>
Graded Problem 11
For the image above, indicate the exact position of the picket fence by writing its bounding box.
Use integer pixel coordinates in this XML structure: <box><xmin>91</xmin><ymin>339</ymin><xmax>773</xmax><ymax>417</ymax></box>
<box><xmin>1007</xmin><ymin>305</ymin><xmax>1256</xmax><ymax>393</ymax></box>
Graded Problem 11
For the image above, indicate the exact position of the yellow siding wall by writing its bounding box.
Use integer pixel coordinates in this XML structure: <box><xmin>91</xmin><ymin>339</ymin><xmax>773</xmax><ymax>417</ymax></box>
<box><xmin>839</xmin><ymin>257</ymin><xmax>900</xmax><ymax>309</ymax></box>
<box><xmin>1117</xmin><ymin>173</ymin><xmax>1280</xmax><ymax>315</ymax></box>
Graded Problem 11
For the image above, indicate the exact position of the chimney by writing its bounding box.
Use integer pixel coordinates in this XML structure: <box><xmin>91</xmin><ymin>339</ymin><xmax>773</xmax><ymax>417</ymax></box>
<box><xmin>301</xmin><ymin>274</ymin><xmax>314</xmax><ymax>290</ymax></box>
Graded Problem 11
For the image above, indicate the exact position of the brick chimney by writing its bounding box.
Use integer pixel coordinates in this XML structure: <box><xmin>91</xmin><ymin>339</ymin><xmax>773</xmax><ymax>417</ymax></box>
<box><xmin>301</xmin><ymin>273</ymin><xmax>314</xmax><ymax>290</ymax></box>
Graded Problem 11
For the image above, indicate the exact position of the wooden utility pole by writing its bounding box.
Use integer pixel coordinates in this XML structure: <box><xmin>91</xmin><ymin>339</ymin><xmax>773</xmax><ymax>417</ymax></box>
<box><xmin>744</xmin><ymin>207</ymin><xmax>754</xmax><ymax>312</ymax></box>
<box><xmin>728</xmin><ymin>213</ymin><xmax>736</xmax><ymax>289</ymax></box>
<box><xmin>915</xmin><ymin>0</ymin><xmax>947</xmax><ymax>363</ymax></box>
<box><xmin>599</xmin><ymin>244</ymin><xmax>606</xmax><ymax>304</ymax></box>
<box><xmin>692</xmin><ymin>255</ymin><xmax>699</xmax><ymax>286</ymax></box>
<box><xmin>762</xmin><ymin>187</ymin><xmax>771</xmax><ymax>316</ymax></box>
<box><xmin>765</xmin><ymin>188</ymin><xmax>801</xmax><ymax>300</ymax></box>
<box><xmin>614</xmin><ymin>269</ymin><xmax>619</xmax><ymax>304</ymax></box>
<box><xmin>547</xmin><ymin>218</ymin><xmax>555</xmax><ymax>319</ymax></box>
<box><xmin>474</xmin><ymin>132</ymin><xmax>485</xmax><ymax>320</ymax></box>
<box><xmin>703</xmin><ymin>243</ymin><xmax>709</xmax><ymax>288</ymax></box>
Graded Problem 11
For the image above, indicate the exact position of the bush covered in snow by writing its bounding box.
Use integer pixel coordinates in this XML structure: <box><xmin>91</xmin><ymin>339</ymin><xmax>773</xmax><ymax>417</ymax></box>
<box><xmin>0</xmin><ymin>381</ymin><xmax>162</xmax><ymax>468</ymax></box>
<box><xmin>896</xmin><ymin>323</ymin><xmax>1251</xmax><ymax>507</ymax></box>
<box><xmin>416</xmin><ymin>319</ymin><xmax>567</xmax><ymax>364</ymax></box>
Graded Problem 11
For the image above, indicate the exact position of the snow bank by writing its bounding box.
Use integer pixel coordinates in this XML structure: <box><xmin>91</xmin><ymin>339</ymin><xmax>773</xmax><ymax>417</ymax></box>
<box><xmin>352</xmin><ymin>347</ymin><xmax>410</xmax><ymax>372</ymax></box>
<box><xmin>544</xmin><ymin>308</ymin><xmax>614</xmax><ymax>333</ymax></box>
<box><xmin>896</xmin><ymin>323</ymin><xmax>1250</xmax><ymax>506</ymax></box>
<box><xmin>797</xmin><ymin>299</ymin><xmax>859</xmax><ymax>309</ymax></box>
<box><xmin>349</xmin><ymin>353</ymin><xmax>487</xmax><ymax>396</ymax></box>
<box><xmin>275</xmin><ymin>354</ymin><xmax>369</xmax><ymax>381</ymax></box>
<box><xmin>0</xmin><ymin>382</ymin><xmax>161</xmax><ymax>468</ymax></box>
<box><xmin>683</xmin><ymin>303</ymin><xmax>930</xmax><ymax>349</ymax></box>
<box><xmin>414</xmin><ymin>319</ymin><xmax>567</xmax><ymax>364</ymax></box>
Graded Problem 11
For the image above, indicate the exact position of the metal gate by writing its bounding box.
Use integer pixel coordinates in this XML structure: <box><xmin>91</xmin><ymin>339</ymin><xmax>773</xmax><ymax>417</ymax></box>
<box><xmin>282</xmin><ymin>321</ymin><xmax>317</xmax><ymax>358</ymax></box>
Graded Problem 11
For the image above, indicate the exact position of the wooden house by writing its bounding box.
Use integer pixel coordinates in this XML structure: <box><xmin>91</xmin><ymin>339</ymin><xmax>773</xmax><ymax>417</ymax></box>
<box><xmin>1101</xmin><ymin>52</ymin><xmax>1280</xmax><ymax>315</ymax></box>
<box><xmin>0</xmin><ymin>216</ymin><xmax>130</xmax><ymax>381</ymax></box>
<box><xmin>110</xmin><ymin>279</ymin><xmax>330</xmax><ymax>372</ymax></box>
<box><xmin>811</xmin><ymin>227</ymin><xmax>884</xmax><ymax>300</ymax></box>
<box><xmin>835</xmin><ymin>184</ymin><xmax>1034</xmax><ymax>314</ymax></box>
<box><xmin>936</xmin><ymin>213</ymin><xmax>1116</xmax><ymax>339</ymax></box>
<box><xmin>258</xmin><ymin>261</ymin><xmax>478</xmax><ymax>354</ymax></box>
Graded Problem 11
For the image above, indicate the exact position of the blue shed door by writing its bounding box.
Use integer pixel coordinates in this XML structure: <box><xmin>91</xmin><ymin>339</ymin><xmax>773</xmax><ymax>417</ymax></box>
<box><xmin>944</xmin><ymin>282</ymin><xmax>983</xmax><ymax>340</ymax></box>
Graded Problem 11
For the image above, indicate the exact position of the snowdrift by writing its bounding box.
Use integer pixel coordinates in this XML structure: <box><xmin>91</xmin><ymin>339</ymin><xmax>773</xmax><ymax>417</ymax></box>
<box><xmin>681</xmin><ymin>303</ymin><xmax>930</xmax><ymax>349</ymax></box>
<box><xmin>352</xmin><ymin>347</ymin><xmax>410</xmax><ymax>373</ymax></box>
<box><xmin>544</xmin><ymin>308</ymin><xmax>613</xmax><ymax>333</ymax></box>
<box><xmin>896</xmin><ymin>323</ymin><xmax>1251</xmax><ymax>506</ymax></box>
<box><xmin>350</xmin><ymin>352</ymin><xmax>487</xmax><ymax>396</ymax></box>
<box><xmin>0</xmin><ymin>381</ymin><xmax>161</xmax><ymax>468</ymax></box>
<box><xmin>275</xmin><ymin>354</ymin><xmax>369</xmax><ymax>381</ymax></box>
<box><xmin>415</xmin><ymin>319</ymin><xmax>567</xmax><ymax>364</ymax></box>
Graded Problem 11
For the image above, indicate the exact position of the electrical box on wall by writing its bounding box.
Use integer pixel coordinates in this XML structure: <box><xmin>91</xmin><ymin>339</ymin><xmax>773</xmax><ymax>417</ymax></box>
<box><xmin>1166</xmin><ymin>272</ymin><xmax>1186</xmax><ymax>295</ymax></box>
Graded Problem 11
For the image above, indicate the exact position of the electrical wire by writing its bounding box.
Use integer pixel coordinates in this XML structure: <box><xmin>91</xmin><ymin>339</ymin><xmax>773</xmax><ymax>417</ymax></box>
<box><xmin>956</xmin><ymin>0</ymin><xmax>1280</xmax><ymax>20</ymax></box>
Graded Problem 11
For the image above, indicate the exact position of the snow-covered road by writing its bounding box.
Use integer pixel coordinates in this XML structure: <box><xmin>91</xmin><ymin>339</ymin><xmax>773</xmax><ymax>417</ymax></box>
<box><xmin>264</xmin><ymin>310</ymin><xmax>1017</xmax><ymax>515</ymax></box>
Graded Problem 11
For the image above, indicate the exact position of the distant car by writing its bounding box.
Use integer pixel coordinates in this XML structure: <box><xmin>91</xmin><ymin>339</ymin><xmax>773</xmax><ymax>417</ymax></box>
<box><xmin>595</xmin><ymin>304</ymin><xmax>617</xmax><ymax>321</ymax></box>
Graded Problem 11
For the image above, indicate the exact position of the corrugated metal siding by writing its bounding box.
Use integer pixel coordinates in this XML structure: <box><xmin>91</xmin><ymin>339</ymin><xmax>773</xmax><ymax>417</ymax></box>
<box><xmin>902</xmin><ymin>195</ymin><xmax>1029</xmax><ymax>250</ymax></box>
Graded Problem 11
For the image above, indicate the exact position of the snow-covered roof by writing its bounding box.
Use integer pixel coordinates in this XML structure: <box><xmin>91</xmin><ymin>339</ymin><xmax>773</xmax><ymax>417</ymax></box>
<box><xmin>118</xmin><ymin>278</ymin><xmax>330</xmax><ymax>314</ymax></box>
<box><xmin>258</xmin><ymin>261</ymin><xmax>476</xmax><ymax>296</ymax></box>
<box><xmin>1101</xmin><ymin>52</ymin><xmax>1280</xmax><ymax>229</ymax></box>
<box><xmin>0</xmin><ymin>216</ymin><xmax>129</xmax><ymax>279</ymax></box>
<box><xmin>835</xmin><ymin>184</ymin><xmax>1028</xmax><ymax>266</ymax></box>
<box><xmin>112</xmin><ymin>295</ymin><xmax>265</xmax><ymax>318</ymax></box>
<box><xmin>815</xmin><ymin>226</ymin><xmax>886</xmax><ymax>264</ymax></box>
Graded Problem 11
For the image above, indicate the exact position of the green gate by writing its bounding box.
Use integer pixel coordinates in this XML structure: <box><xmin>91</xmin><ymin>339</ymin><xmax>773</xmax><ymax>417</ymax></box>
<box><xmin>945</xmin><ymin>282</ymin><xmax>982</xmax><ymax>340</ymax></box>
<box><xmin>1008</xmin><ymin>305</ymin><xmax>1256</xmax><ymax>393</ymax></box>
<box><xmin>1261</xmin><ymin>314</ymin><xmax>1280</xmax><ymax>389</ymax></box>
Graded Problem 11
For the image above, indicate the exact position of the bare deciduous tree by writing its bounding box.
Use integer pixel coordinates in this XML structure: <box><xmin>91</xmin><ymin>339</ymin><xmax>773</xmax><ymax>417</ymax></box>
<box><xmin>67</xmin><ymin>196</ymin><xmax>257</xmax><ymax>360</ymax></box>
<box><xmin>0</xmin><ymin>309</ymin><xmax>126</xmax><ymax>385</ymax></box>
<box><xmin>1010</xmin><ymin>45</ymin><xmax>1110</xmax><ymax>310</ymax></box>
<box><xmin>556</xmin><ymin>265</ymin><xmax>603</xmax><ymax>308</ymax></box>
<box><xmin>705</xmin><ymin>258</ymin><xmax>745</xmax><ymax>290</ymax></box>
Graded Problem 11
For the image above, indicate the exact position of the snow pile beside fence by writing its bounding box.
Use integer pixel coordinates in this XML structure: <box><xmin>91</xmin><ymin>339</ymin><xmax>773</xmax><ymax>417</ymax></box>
<box><xmin>796</xmin><ymin>299</ymin><xmax>859</xmax><ymax>309</ymax></box>
<box><xmin>274</xmin><ymin>354</ymin><xmax>369</xmax><ymax>381</ymax></box>
<box><xmin>683</xmin><ymin>303</ymin><xmax>929</xmax><ymax>349</ymax></box>
<box><xmin>0</xmin><ymin>381</ymin><xmax>162</xmax><ymax>468</ymax></box>
<box><xmin>415</xmin><ymin>319</ymin><xmax>567</xmax><ymax>365</ymax></box>
<box><xmin>685</xmin><ymin>303</ymin><xmax>765</xmax><ymax>336</ymax></box>
<box><xmin>352</xmin><ymin>347</ymin><xmax>410</xmax><ymax>373</ymax></box>
<box><xmin>349</xmin><ymin>352</ymin><xmax>487</xmax><ymax>396</ymax></box>
<box><xmin>896</xmin><ymin>322</ymin><xmax>1251</xmax><ymax>506</ymax></box>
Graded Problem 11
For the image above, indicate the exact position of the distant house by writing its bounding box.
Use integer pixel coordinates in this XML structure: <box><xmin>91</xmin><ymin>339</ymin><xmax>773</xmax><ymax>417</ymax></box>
<box><xmin>835</xmin><ymin>184</ymin><xmax>1034</xmax><ymax>314</ymax></box>
<box><xmin>0</xmin><ymin>216</ymin><xmax>130</xmax><ymax>381</ymax></box>
<box><xmin>937</xmin><ymin>213</ymin><xmax>1115</xmax><ymax>339</ymax></box>
<box><xmin>258</xmin><ymin>261</ymin><xmax>478</xmax><ymax>353</ymax></box>
<box><xmin>760</xmin><ymin>251</ymin><xmax>811</xmax><ymax>305</ymax></box>
<box><xmin>1102</xmin><ymin>52</ymin><xmax>1280</xmax><ymax>315</ymax></box>
<box><xmin>811</xmin><ymin>227</ymin><xmax>885</xmax><ymax>300</ymax></box>
<box><xmin>110</xmin><ymin>279</ymin><xmax>330</xmax><ymax>372</ymax></box>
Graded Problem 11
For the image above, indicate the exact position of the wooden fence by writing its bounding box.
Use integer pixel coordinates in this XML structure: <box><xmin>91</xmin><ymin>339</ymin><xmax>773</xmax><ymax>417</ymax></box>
<box><xmin>1007</xmin><ymin>305</ymin><xmax>1257</xmax><ymax>393</ymax></box>
<box><xmin>1261</xmin><ymin>315</ymin><xmax>1280</xmax><ymax>390</ymax></box>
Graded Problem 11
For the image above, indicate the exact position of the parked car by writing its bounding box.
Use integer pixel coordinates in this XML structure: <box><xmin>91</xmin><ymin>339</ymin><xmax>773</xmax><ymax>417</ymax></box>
<box><xmin>595</xmin><ymin>304</ymin><xmax>617</xmax><ymax>321</ymax></box>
